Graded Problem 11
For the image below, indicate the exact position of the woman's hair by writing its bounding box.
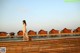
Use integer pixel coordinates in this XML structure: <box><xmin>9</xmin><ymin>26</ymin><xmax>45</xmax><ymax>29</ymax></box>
<box><xmin>23</xmin><ymin>20</ymin><xmax>26</xmax><ymax>25</ymax></box>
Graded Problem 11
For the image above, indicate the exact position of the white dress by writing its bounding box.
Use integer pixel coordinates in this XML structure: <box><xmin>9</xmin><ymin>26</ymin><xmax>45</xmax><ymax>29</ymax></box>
<box><xmin>23</xmin><ymin>24</ymin><xmax>29</xmax><ymax>41</ymax></box>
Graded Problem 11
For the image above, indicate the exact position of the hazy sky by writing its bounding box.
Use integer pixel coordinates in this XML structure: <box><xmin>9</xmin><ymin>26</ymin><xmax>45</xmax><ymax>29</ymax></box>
<box><xmin>0</xmin><ymin>0</ymin><xmax>80</xmax><ymax>33</ymax></box>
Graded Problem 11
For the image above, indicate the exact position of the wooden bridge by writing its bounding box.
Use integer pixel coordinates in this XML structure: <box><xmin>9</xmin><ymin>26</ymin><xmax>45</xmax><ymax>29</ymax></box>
<box><xmin>0</xmin><ymin>37</ymin><xmax>80</xmax><ymax>53</ymax></box>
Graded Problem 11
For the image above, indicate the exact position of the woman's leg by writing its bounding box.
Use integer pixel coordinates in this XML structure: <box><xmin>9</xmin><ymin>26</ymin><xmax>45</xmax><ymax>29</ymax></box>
<box><xmin>25</xmin><ymin>33</ymin><xmax>29</xmax><ymax>41</ymax></box>
<box><xmin>23</xmin><ymin>33</ymin><xmax>26</xmax><ymax>40</ymax></box>
<box><xmin>23</xmin><ymin>33</ymin><xmax>29</xmax><ymax>41</ymax></box>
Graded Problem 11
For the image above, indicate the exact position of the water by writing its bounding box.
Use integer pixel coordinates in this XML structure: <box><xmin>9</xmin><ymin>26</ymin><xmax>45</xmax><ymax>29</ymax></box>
<box><xmin>0</xmin><ymin>34</ymin><xmax>80</xmax><ymax>41</ymax></box>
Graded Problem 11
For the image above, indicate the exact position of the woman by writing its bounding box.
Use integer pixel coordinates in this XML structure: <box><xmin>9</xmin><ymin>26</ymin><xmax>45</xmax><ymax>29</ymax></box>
<box><xmin>23</xmin><ymin>20</ymin><xmax>29</xmax><ymax>41</ymax></box>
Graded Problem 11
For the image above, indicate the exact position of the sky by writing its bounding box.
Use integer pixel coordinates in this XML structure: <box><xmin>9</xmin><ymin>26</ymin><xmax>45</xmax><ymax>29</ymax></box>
<box><xmin>0</xmin><ymin>0</ymin><xmax>80</xmax><ymax>34</ymax></box>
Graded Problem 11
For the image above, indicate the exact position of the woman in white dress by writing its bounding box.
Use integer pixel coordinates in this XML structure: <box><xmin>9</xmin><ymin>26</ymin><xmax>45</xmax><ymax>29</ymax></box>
<box><xmin>23</xmin><ymin>20</ymin><xmax>29</xmax><ymax>41</ymax></box>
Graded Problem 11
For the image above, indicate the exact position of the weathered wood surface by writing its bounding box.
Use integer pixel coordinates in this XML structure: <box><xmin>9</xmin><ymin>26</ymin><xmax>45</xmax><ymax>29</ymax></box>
<box><xmin>0</xmin><ymin>38</ymin><xmax>80</xmax><ymax>53</ymax></box>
